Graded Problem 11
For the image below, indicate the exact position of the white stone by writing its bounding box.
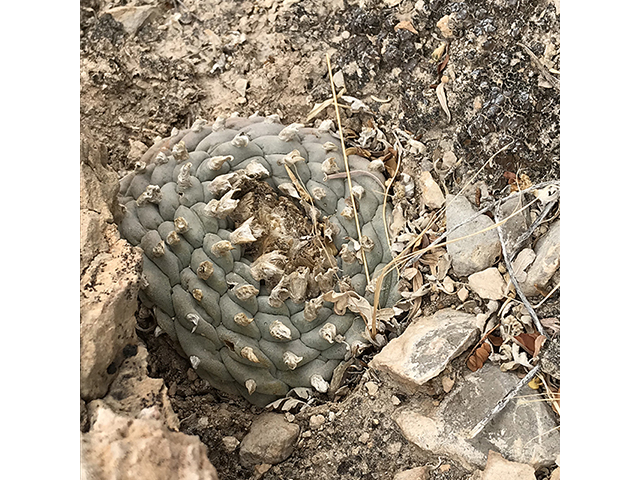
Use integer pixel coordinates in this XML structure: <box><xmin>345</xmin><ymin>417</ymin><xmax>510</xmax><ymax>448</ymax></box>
<box><xmin>468</xmin><ymin>268</ymin><xmax>508</xmax><ymax>300</ymax></box>
<box><xmin>371</xmin><ymin>309</ymin><xmax>478</xmax><ymax>394</ymax></box>
<box><xmin>419</xmin><ymin>171</ymin><xmax>445</xmax><ymax>209</ymax></box>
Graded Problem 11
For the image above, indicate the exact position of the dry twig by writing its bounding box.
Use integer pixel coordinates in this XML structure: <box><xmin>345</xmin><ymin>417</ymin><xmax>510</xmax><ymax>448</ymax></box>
<box><xmin>326</xmin><ymin>54</ymin><xmax>371</xmax><ymax>285</ymax></box>
<box><xmin>468</xmin><ymin>364</ymin><xmax>541</xmax><ymax>439</ymax></box>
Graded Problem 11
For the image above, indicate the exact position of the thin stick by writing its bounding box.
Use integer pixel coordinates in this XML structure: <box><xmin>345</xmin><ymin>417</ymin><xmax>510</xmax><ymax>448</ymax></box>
<box><xmin>532</xmin><ymin>282</ymin><xmax>560</xmax><ymax>309</ymax></box>
<box><xmin>468</xmin><ymin>364</ymin><xmax>541</xmax><ymax>439</ymax></box>
<box><xmin>383</xmin><ymin>131</ymin><xmax>404</xmax><ymax>278</ymax></box>
<box><xmin>494</xmin><ymin>209</ymin><xmax>545</xmax><ymax>335</ymax></box>
<box><xmin>326</xmin><ymin>53</ymin><xmax>371</xmax><ymax>284</ymax></box>
<box><xmin>508</xmin><ymin>198</ymin><xmax>557</xmax><ymax>261</ymax></box>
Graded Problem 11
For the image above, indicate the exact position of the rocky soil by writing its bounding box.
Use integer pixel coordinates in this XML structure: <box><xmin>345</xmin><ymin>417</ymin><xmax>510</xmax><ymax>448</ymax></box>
<box><xmin>80</xmin><ymin>1</ymin><xmax>560</xmax><ymax>479</ymax></box>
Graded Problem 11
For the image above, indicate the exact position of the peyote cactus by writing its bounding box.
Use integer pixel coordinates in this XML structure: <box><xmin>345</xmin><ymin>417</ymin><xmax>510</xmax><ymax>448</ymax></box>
<box><xmin>118</xmin><ymin>114</ymin><xmax>400</xmax><ymax>406</ymax></box>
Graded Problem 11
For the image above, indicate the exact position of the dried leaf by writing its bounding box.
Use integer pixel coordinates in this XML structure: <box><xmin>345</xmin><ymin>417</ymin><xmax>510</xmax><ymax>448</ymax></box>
<box><xmin>437</xmin><ymin>53</ymin><xmax>449</xmax><ymax>75</ymax></box>
<box><xmin>533</xmin><ymin>334</ymin><xmax>547</xmax><ymax>358</ymax></box>
<box><xmin>322</xmin><ymin>290</ymin><xmax>395</xmax><ymax>331</ymax></box>
<box><xmin>514</xmin><ymin>333</ymin><xmax>542</xmax><ymax>356</ymax></box>
<box><xmin>528</xmin><ymin>376</ymin><xmax>543</xmax><ymax>390</ymax></box>
<box><xmin>394</xmin><ymin>20</ymin><xmax>418</xmax><ymax>35</ymax></box>
<box><xmin>467</xmin><ymin>341</ymin><xmax>492</xmax><ymax>372</ymax></box>
<box><xmin>435</xmin><ymin>82</ymin><xmax>451</xmax><ymax>123</ymax></box>
<box><xmin>540</xmin><ymin>317</ymin><xmax>560</xmax><ymax>335</ymax></box>
<box><xmin>504</xmin><ymin>171</ymin><xmax>517</xmax><ymax>183</ymax></box>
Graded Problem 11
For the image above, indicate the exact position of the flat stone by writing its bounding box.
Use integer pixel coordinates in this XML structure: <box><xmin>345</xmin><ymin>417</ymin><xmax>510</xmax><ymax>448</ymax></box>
<box><xmin>445</xmin><ymin>194</ymin><xmax>501</xmax><ymax>276</ymax></box>
<box><xmin>468</xmin><ymin>268</ymin><xmax>508</xmax><ymax>300</ymax></box>
<box><xmin>104</xmin><ymin>5</ymin><xmax>161</xmax><ymax>35</ymax></box>
<box><xmin>393</xmin><ymin>465</ymin><xmax>429</xmax><ymax>480</ymax></box>
<box><xmin>521</xmin><ymin>220</ymin><xmax>560</xmax><ymax>296</ymax></box>
<box><xmin>496</xmin><ymin>193</ymin><xmax>530</xmax><ymax>254</ymax></box>
<box><xmin>395</xmin><ymin>363</ymin><xmax>559</xmax><ymax>470</ymax></box>
<box><xmin>371</xmin><ymin>309</ymin><xmax>478</xmax><ymax>394</ymax></box>
<box><xmin>82</xmin><ymin>406</ymin><xmax>219</xmax><ymax>480</ymax></box>
<box><xmin>239</xmin><ymin>413</ymin><xmax>300</xmax><ymax>468</ymax></box>
<box><xmin>482</xmin><ymin>450</ymin><xmax>536</xmax><ymax>480</ymax></box>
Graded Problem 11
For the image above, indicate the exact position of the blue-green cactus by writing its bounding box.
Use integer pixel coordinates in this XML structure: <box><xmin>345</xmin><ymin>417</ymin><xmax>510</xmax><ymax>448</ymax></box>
<box><xmin>118</xmin><ymin>115</ymin><xmax>400</xmax><ymax>406</ymax></box>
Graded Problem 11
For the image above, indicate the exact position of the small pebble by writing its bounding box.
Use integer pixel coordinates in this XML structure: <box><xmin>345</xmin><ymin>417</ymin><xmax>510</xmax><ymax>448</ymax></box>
<box><xmin>302</xmin><ymin>430</ymin><xmax>312</xmax><ymax>438</ymax></box>
<box><xmin>309</xmin><ymin>414</ymin><xmax>325</xmax><ymax>429</ymax></box>
<box><xmin>284</xmin><ymin>412</ymin><xmax>295</xmax><ymax>423</ymax></box>
<box><xmin>443</xmin><ymin>276</ymin><xmax>455</xmax><ymax>294</ymax></box>
<box><xmin>365</xmin><ymin>381</ymin><xmax>379</xmax><ymax>396</ymax></box>
<box><xmin>197</xmin><ymin>416</ymin><xmax>209</xmax><ymax>428</ymax></box>
<box><xmin>222</xmin><ymin>436</ymin><xmax>239</xmax><ymax>452</ymax></box>
<box><xmin>391</xmin><ymin>395</ymin><xmax>401</xmax><ymax>406</ymax></box>
<box><xmin>358</xmin><ymin>432</ymin><xmax>370</xmax><ymax>444</ymax></box>
<box><xmin>457</xmin><ymin>286</ymin><xmax>469</xmax><ymax>302</ymax></box>
<box><xmin>187</xmin><ymin>368</ymin><xmax>198</xmax><ymax>382</ymax></box>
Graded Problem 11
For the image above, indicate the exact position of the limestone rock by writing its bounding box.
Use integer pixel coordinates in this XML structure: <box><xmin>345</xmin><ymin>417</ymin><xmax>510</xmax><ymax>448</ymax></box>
<box><xmin>103</xmin><ymin>5</ymin><xmax>161</xmax><ymax>36</ymax></box>
<box><xmin>80</xmin><ymin>128</ymin><xmax>142</xmax><ymax>401</ymax></box>
<box><xmin>80</xmin><ymin>129</ymin><xmax>120</xmax><ymax>224</ymax></box>
<box><xmin>481</xmin><ymin>451</ymin><xmax>536</xmax><ymax>480</ymax></box>
<box><xmin>468</xmin><ymin>268</ymin><xmax>508</xmax><ymax>300</ymax></box>
<box><xmin>521</xmin><ymin>220</ymin><xmax>560</xmax><ymax>296</ymax></box>
<box><xmin>445</xmin><ymin>195</ymin><xmax>501</xmax><ymax>276</ymax></box>
<box><xmin>371</xmin><ymin>309</ymin><xmax>478</xmax><ymax>394</ymax></box>
<box><xmin>81</xmin><ymin>405</ymin><xmax>218</xmax><ymax>480</ymax></box>
<box><xmin>239</xmin><ymin>413</ymin><xmax>300</xmax><ymax>468</ymax></box>
<box><xmin>419</xmin><ymin>171</ymin><xmax>445</xmax><ymax>209</ymax></box>
<box><xmin>88</xmin><ymin>344</ymin><xmax>179</xmax><ymax>430</ymax></box>
<box><xmin>80</xmin><ymin>223</ymin><xmax>141</xmax><ymax>401</ymax></box>
<box><xmin>393</xmin><ymin>465</ymin><xmax>429</xmax><ymax>480</ymax></box>
<box><xmin>395</xmin><ymin>363</ymin><xmax>559</xmax><ymax>470</ymax></box>
<box><xmin>80</xmin><ymin>129</ymin><xmax>122</xmax><ymax>273</ymax></box>
<box><xmin>496</xmin><ymin>193</ymin><xmax>530</xmax><ymax>254</ymax></box>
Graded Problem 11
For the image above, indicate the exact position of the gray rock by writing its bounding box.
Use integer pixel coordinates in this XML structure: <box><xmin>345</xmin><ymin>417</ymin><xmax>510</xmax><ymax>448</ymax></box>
<box><xmin>445</xmin><ymin>194</ymin><xmax>501</xmax><ymax>276</ymax></box>
<box><xmin>496</xmin><ymin>193</ymin><xmax>530</xmax><ymax>255</ymax></box>
<box><xmin>395</xmin><ymin>363</ymin><xmax>559</xmax><ymax>470</ymax></box>
<box><xmin>521</xmin><ymin>220</ymin><xmax>560</xmax><ymax>296</ymax></box>
<box><xmin>370</xmin><ymin>309</ymin><xmax>479</xmax><ymax>394</ymax></box>
<box><xmin>239</xmin><ymin>413</ymin><xmax>300</xmax><ymax>468</ymax></box>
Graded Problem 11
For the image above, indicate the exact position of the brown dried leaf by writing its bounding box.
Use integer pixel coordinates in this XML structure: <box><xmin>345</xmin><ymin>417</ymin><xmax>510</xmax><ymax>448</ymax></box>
<box><xmin>394</xmin><ymin>20</ymin><xmax>418</xmax><ymax>35</ymax></box>
<box><xmin>437</xmin><ymin>53</ymin><xmax>449</xmax><ymax>75</ymax></box>
<box><xmin>513</xmin><ymin>332</ymin><xmax>543</xmax><ymax>356</ymax></box>
<box><xmin>533</xmin><ymin>334</ymin><xmax>547</xmax><ymax>358</ymax></box>
<box><xmin>467</xmin><ymin>341</ymin><xmax>492</xmax><ymax>372</ymax></box>
<box><xmin>344</xmin><ymin>146</ymin><xmax>372</xmax><ymax>159</ymax></box>
<box><xmin>504</xmin><ymin>171</ymin><xmax>517</xmax><ymax>183</ymax></box>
